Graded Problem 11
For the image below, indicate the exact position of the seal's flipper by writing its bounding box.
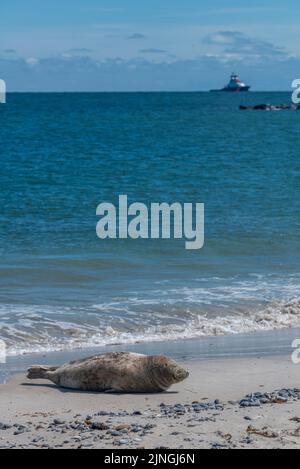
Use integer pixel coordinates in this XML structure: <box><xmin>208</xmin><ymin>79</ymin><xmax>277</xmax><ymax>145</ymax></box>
<box><xmin>27</xmin><ymin>365</ymin><xmax>58</xmax><ymax>380</ymax></box>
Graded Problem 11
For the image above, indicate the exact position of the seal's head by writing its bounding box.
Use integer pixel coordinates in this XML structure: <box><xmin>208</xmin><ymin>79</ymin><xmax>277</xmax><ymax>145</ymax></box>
<box><xmin>149</xmin><ymin>356</ymin><xmax>189</xmax><ymax>390</ymax></box>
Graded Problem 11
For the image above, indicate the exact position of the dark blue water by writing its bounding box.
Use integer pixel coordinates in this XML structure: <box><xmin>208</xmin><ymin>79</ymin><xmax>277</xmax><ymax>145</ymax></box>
<box><xmin>0</xmin><ymin>92</ymin><xmax>299</xmax><ymax>355</ymax></box>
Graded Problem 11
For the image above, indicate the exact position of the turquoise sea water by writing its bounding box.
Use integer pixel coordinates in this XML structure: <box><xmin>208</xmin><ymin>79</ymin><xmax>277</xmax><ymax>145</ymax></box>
<box><xmin>0</xmin><ymin>92</ymin><xmax>299</xmax><ymax>355</ymax></box>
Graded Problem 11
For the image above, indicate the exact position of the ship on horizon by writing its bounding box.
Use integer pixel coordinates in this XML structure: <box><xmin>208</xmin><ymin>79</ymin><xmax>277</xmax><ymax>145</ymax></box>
<box><xmin>211</xmin><ymin>73</ymin><xmax>251</xmax><ymax>92</ymax></box>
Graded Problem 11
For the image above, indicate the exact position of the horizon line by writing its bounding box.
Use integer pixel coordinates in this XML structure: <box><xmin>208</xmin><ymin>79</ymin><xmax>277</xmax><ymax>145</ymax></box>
<box><xmin>5</xmin><ymin>90</ymin><xmax>292</xmax><ymax>94</ymax></box>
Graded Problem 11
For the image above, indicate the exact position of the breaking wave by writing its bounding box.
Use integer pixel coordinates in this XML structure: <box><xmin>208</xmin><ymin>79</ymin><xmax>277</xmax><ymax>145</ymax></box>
<box><xmin>0</xmin><ymin>298</ymin><xmax>299</xmax><ymax>357</ymax></box>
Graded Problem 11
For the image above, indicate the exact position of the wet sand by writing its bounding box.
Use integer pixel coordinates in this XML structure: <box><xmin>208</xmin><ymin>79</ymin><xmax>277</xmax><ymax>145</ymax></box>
<box><xmin>1</xmin><ymin>327</ymin><xmax>300</xmax><ymax>384</ymax></box>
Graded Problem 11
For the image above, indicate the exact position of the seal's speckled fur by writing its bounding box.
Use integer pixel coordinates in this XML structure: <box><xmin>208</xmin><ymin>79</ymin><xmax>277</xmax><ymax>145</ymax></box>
<box><xmin>27</xmin><ymin>352</ymin><xmax>189</xmax><ymax>393</ymax></box>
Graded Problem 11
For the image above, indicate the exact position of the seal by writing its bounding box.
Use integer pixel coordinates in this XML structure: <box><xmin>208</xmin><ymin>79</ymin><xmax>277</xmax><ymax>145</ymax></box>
<box><xmin>27</xmin><ymin>352</ymin><xmax>189</xmax><ymax>393</ymax></box>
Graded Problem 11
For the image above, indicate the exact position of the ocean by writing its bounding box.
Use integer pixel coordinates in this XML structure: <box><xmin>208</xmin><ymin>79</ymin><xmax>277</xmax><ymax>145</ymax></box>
<box><xmin>0</xmin><ymin>92</ymin><xmax>300</xmax><ymax>357</ymax></box>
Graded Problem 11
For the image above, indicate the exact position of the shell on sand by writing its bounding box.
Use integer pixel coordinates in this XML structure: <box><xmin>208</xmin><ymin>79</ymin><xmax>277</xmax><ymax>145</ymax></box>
<box><xmin>27</xmin><ymin>352</ymin><xmax>189</xmax><ymax>393</ymax></box>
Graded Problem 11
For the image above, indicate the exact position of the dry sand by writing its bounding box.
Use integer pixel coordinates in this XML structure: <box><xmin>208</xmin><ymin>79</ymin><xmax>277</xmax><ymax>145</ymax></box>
<box><xmin>0</xmin><ymin>355</ymin><xmax>299</xmax><ymax>449</ymax></box>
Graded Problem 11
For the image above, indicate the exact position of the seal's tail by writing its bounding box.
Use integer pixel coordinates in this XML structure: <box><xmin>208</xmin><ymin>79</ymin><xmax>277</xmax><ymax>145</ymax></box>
<box><xmin>27</xmin><ymin>365</ymin><xmax>58</xmax><ymax>380</ymax></box>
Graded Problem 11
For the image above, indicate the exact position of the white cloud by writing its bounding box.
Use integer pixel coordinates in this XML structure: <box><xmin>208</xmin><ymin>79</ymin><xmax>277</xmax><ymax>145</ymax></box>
<box><xmin>0</xmin><ymin>51</ymin><xmax>298</xmax><ymax>92</ymax></box>
<box><xmin>0</xmin><ymin>31</ymin><xmax>297</xmax><ymax>91</ymax></box>
<box><xmin>203</xmin><ymin>31</ymin><xmax>287</xmax><ymax>58</ymax></box>
<box><xmin>25</xmin><ymin>57</ymin><xmax>39</xmax><ymax>66</ymax></box>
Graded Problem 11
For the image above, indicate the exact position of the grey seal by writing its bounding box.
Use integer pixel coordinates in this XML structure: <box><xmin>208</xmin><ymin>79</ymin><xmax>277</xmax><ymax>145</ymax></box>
<box><xmin>27</xmin><ymin>352</ymin><xmax>189</xmax><ymax>393</ymax></box>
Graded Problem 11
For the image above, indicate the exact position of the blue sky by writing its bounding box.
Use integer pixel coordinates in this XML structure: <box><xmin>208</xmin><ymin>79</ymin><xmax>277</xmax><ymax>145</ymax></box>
<box><xmin>1</xmin><ymin>0</ymin><xmax>299</xmax><ymax>90</ymax></box>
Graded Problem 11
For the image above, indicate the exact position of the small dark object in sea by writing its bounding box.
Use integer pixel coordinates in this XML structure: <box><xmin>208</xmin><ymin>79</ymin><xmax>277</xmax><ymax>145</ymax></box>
<box><xmin>240</xmin><ymin>104</ymin><xmax>300</xmax><ymax>111</ymax></box>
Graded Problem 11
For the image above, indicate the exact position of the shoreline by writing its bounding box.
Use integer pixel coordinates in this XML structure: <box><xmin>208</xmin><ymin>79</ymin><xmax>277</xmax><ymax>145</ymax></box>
<box><xmin>1</xmin><ymin>327</ymin><xmax>300</xmax><ymax>384</ymax></box>
<box><xmin>0</xmin><ymin>355</ymin><xmax>299</xmax><ymax>449</ymax></box>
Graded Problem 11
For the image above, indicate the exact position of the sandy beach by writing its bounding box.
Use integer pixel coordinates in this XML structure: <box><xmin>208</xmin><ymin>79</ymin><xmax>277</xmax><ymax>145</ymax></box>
<box><xmin>0</xmin><ymin>355</ymin><xmax>299</xmax><ymax>449</ymax></box>
<box><xmin>2</xmin><ymin>0</ymin><xmax>300</xmax><ymax>454</ymax></box>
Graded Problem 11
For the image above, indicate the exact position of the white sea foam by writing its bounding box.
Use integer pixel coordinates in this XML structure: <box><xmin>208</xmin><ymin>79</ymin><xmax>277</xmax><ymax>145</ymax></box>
<box><xmin>0</xmin><ymin>298</ymin><xmax>299</xmax><ymax>357</ymax></box>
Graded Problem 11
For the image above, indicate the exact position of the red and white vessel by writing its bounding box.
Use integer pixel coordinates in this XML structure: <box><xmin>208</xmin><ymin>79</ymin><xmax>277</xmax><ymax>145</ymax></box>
<box><xmin>211</xmin><ymin>73</ymin><xmax>251</xmax><ymax>92</ymax></box>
